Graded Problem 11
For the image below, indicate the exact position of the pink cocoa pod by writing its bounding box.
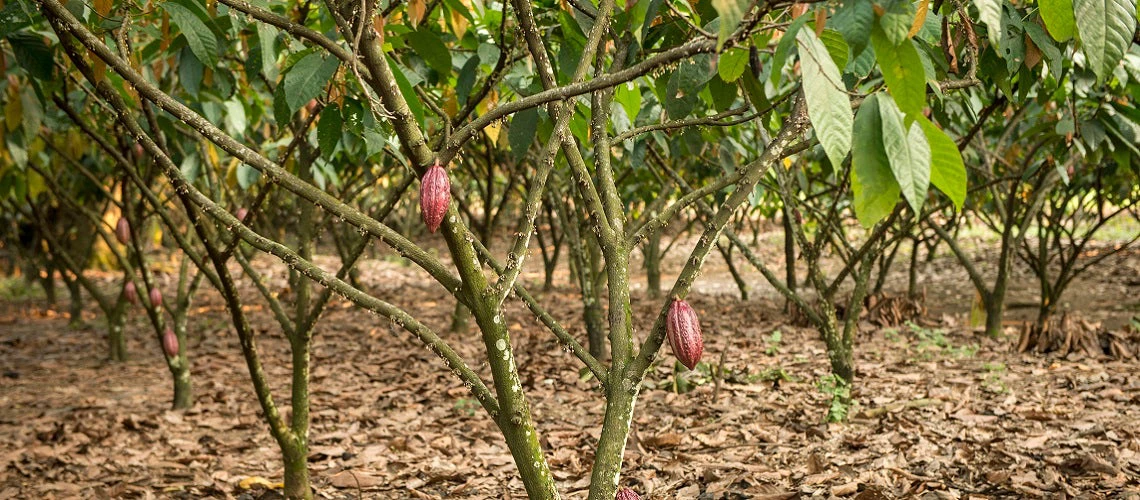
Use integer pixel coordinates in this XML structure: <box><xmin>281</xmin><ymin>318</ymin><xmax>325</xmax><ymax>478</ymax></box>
<box><xmin>115</xmin><ymin>217</ymin><xmax>130</xmax><ymax>245</ymax></box>
<box><xmin>162</xmin><ymin>327</ymin><xmax>179</xmax><ymax>357</ymax></box>
<box><xmin>666</xmin><ymin>298</ymin><xmax>703</xmax><ymax>370</ymax></box>
<box><xmin>615</xmin><ymin>488</ymin><xmax>641</xmax><ymax>500</ymax></box>
<box><xmin>149</xmin><ymin>287</ymin><xmax>163</xmax><ymax>308</ymax></box>
<box><xmin>419</xmin><ymin>161</ymin><xmax>451</xmax><ymax>233</ymax></box>
<box><xmin>236</xmin><ymin>207</ymin><xmax>249</xmax><ymax>222</ymax></box>
<box><xmin>133</xmin><ymin>143</ymin><xmax>144</xmax><ymax>159</ymax></box>
<box><xmin>124</xmin><ymin>281</ymin><xmax>139</xmax><ymax>305</ymax></box>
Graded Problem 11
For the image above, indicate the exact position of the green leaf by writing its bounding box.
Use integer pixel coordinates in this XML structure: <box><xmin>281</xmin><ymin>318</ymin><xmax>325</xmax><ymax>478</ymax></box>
<box><xmin>178</xmin><ymin>45</ymin><xmax>203</xmax><ymax>96</ymax></box>
<box><xmin>1074</xmin><ymin>0</ymin><xmax>1137</xmax><ymax>82</ymax></box>
<box><xmin>771</xmin><ymin>14</ymin><xmax>810</xmax><ymax>85</ymax></box>
<box><xmin>877</xmin><ymin>94</ymin><xmax>930</xmax><ymax>214</ymax></box>
<box><xmin>971</xmin><ymin>0</ymin><xmax>1003</xmax><ymax>50</ymax></box>
<box><xmin>665</xmin><ymin>54</ymin><xmax>715</xmax><ymax>119</ymax></box>
<box><xmin>711</xmin><ymin>0</ymin><xmax>748</xmax><ymax>50</ymax></box>
<box><xmin>161</xmin><ymin>2</ymin><xmax>219</xmax><ymax>66</ymax></box>
<box><xmin>1024</xmin><ymin>22</ymin><xmax>1064</xmax><ymax>80</ymax></box>
<box><xmin>386</xmin><ymin>58</ymin><xmax>424</xmax><ymax>127</ymax></box>
<box><xmin>879</xmin><ymin>0</ymin><xmax>916</xmax><ymax>45</ymax></box>
<box><xmin>284</xmin><ymin>53</ymin><xmax>339</xmax><ymax>114</ymax></box>
<box><xmin>407</xmin><ymin>29</ymin><xmax>452</xmax><ymax>76</ymax></box>
<box><xmin>236</xmin><ymin>163</ymin><xmax>261</xmax><ymax>189</ymax></box>
<box><xmin>797</xmin><ymin>29</ymin><xmax>853</xmax><ymax>168</ymax></box>
<box><xmin>222</xmin><ymin>100</ymin><xmax>247</xmax><ymax>138</ymax></box>
<box><xmin>819</xmin><ymin>30</ymin><xmax>850</xmax><ymax>70</ymax></box>
<box><xmin>318</xmin><ymin>103</ymin><xmax>342</xmax><ymax>158</ymax></box>
<box><xmin>1039</xmin><ymin>0</ymin><xmax>1076</xmax><ymax>41</ymax></box>
<box><xmin>6</xmin><ymin>32</ymin><xmax>53</xmax><ymax>80</ymax></box>
<box><xmin>257</xmin><ymin>23</ymin><xmax>279</xmax><ymax>82</ymax></box>
<box><xmin>708</xmin><ymin>74</ymin><xmax>738</xmax><ymax>112</ymax></box>
<box><xmin>831</xmin><ymin>0</ymin><xmax>874</xmax><ymax>56</ymax></box>
<box><xmin>615</xmin><ymin>83</ymin><xmax>642</xmax><ymax>124</ymax></box>
<box><xmin>508</xmin><ymin>107</ymin><xmax>539</xmax><ymax>162</ymax></box>
<box><xmin>718</xmin><ymin>47</ymin><xmax>749</xmax><ymax>82</ymax></box>
<box><xmin>870</xmin><ymin>29</ymin><xmax>926</xmax><ymax>118</ymax></box>
<box><xmin>456</xmin><ymin>56</ymin><xmax>479</xmax><ymax>105</ymax></box>
<box><xmin>916</xmin><ymin>116</ymin><xmax>966</xmax><ymax>210</ymax></box>
<box><xmin>851</xmin><ymin>94</ymin><xmax>900</xmax><ymax>227</ymax></box>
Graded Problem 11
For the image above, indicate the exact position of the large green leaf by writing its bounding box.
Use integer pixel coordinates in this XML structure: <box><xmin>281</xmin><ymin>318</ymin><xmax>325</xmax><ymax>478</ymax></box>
<box><xmin>318</xmin><ymin>103</ymin><xmax>342</xmax><ymax>159</ymax></box>
<box><xmin>1074</xmin><ymin>0</ymin><xmax>1137</xmax><ymax>82</ymax></box>
<box><xmin>283</xmin><ymin>53</ymin><xmax>340</xmax><ymax>114</ymax></box>
<box><xmin>851</xmin><ymin>94</ymin><xmax>901</xmax><ymax>227</ymax></box>
<box><xmin>879</xmin><ymin>0</ymin><xmax>916</xmax><ymax>45</ymax></box>
<box><xmin>161</xmin><ymin>3</ymin><xmax>218</xmax><ymax>67</ymax></box>
<box><xmin>830</xmin><ymin>0</ymin><xmax>874</xmax><ymax>56</ymax></box>
<box><xmin>1039</xmin><ymin>0</ymin><xmax>1076</xmax><ymax>41</ymax></box>
<box><xmin>972</xmin><ymin>0</ymin><xmax>1003</xmax><ymax>50</ymax></box>
<box><xmin>770</xmin><ymin>14</ymin><xmax>810</xmax><ymax>85</ymax></box>
<box><xmin>6</xmin><ymin>32</ymin><xmax>53</xmax><ymax>80</ymax></box>
<box><xmin>718</xmin><ymin>47</ymin><xmax>749</xmax><ymax>82</ymax></box>
<box><xmin>257</xmin><ymin>23</ymin><xmax>279</xmax><ymax>82</ymax></box>
<box><xmin>916</xmin><ymin>116</ymin><xmax>966</xmax><ymax>210</ymax></box>
<box><xmin>797</xmin><ymin>29</ymin><xmax>853</xmax><ymax>168</ymax></box>
<box><xmin>819</xmin><ymin>30</ymin><xmax>851</xmax><ymax>70</ymax></box>
<box><xmin>407</xmin><ymin>29</ymin><xmax>452</xmax><ymax>76</ymax></box>
<box><xmin>870</xmin><ymin>29</ymin><xmax>925</xmax><ymax>118</ymax></box>
<box><xmin>508</xmin><ymin>107</ymin><xmax>539</xmax><ymax>162</ymax></box>
<box><xmin>711</xmin><ymin>0</ymin><xmax>748</xmax><ymax>50</ymax></box>
<box><xmin>665</xmin><ymin>54</ymin><xmax>714</xmax><ymax>119</ymax></box>
<box><xmin>877</xmin><ymin>94</ymin><xmax>930</xmax><ymax>214</ymax></box>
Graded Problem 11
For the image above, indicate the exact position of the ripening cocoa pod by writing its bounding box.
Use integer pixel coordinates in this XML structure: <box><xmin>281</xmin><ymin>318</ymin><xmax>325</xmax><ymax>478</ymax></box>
<box><xmin>162</xmin><ymin>327</ymin><xmax>179</xmax><ymax>357</ymax></box>
<box><xmin>124</xmin><ymin>281</ymin><xmax>139</xmax><ymax>305</ymax></box>
<box><xmin>419</xmin><ymin>161</ymin><xmax>451</xmax><ymax>233</ymax></box>
<box><xmin>666</xmin><ymin>298</ymin><xmax>703</xmax><ymax>370</ymax></box>
<box><xmin>149</xmin><ymin>287</ymin><xmax>163</xmax><ymax>308</ymax></box>
<box><xmin>615</xmin><ymin>487</ymin><xmax>641</xmax><ymax>500</ymax></box>
<box><xmin>236</xmin><ymin>207</ymin><xmax>249</xmax><ymax>222</ymax></box>
<box><xmin>133</xmin><ymin>143</ymin><xmax>144</xmax><ymax>160</ymax></box>
<box><xmin>115</xmin><ymin>217</ymin><xmax>130</xmax><ymax>245</ymax></box>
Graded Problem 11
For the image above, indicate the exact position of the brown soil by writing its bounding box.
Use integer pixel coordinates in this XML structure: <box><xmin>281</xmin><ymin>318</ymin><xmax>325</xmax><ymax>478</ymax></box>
<box><xmin>1</xmin><ymin>236</ymin><xmax>1139</xmax><ymax>499</ymax></box>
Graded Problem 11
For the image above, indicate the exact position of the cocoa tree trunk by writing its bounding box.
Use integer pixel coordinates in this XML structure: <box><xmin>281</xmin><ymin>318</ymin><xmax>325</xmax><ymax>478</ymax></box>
<box><xmin>643</xmin><ymin>229</ymin><xmax>662</xmax><ymax>299</ymax></box>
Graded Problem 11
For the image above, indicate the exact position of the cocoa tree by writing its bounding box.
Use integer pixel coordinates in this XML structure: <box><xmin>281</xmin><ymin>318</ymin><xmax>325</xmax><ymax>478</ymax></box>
<box><xmin>4</xmin><ymin>0</ymin><xmax>1136</xmax><ymax>498</ymax></box>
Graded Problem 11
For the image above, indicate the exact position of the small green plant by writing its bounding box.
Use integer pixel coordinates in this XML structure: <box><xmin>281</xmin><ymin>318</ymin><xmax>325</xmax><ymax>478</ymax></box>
<box><xmin>907</xmin><ymin>321</ymin><xmax>978</xmax><ymax>359</ymax></box>
<box><xmin>817</xmin><ymin>374</ymin><xmax>852</xmax><ymax>422</ymax></box>
<box><xmin>883</xmin><ymin>328</ymin><xmax>901</xmax><ymax>343</ymax></box>
<box><xmin>0</xmin><ymin>276</ymin><xmax>46</xmax><ymax>301</ymax></box>
<box><xmin>764</xmin><ymin>330</ymin><xmax>783</xmax><ymax>356</ymax></box>
<box><xmin>454</xmin><ymin>398</ymin><xmax>480</xmax><ymax>417</ymax></box>
<box><xmin>755</xmin><ymin>367</ymin><xmax>795</xmax><ymax>383</ymax></box>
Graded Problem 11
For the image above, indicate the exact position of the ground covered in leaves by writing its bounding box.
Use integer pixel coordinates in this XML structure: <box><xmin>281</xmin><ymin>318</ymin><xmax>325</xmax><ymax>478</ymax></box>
<box><xmin>2</xmin><ymin>234</ymin><xmax>1139</xmax><ymax>499</ymax></box>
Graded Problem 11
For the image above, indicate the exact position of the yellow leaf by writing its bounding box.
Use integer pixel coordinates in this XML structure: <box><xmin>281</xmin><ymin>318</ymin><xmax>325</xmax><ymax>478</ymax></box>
<box><xmin>485</xmin><ymin>121</ymin><xmax>501</xmax><ymax>145</ymax></box>
<box><xmin>4</xmin><ymin>90</ymin><xmax>21</xmax><ymax>131</ymax></box>
<box><xmin>907</xmin><ymin>0</ymin><xmax>929</xmax><ymax>38</ymax></box>
<box><xmin>450</xmin><ymin>8</ymin><xmax>468</xmax><ymax>36</ymax></box>
<box><xmin>94</xmin><ymin>0</ymin><xmax>112</xmax><ymax>17</ymax></box>
<box><xmin>238</xmin><ymin>476</ymin><xmax>281</xmax><ymax>490</ymax></box>
<box><xmin>225</xmin><ymin>163</ymin><xmax>238</xmax><ymax>188</ymax></box>
<box><xmin>407</xmin><ymin>0</ymin><xmax>425</xmax><ymax>26</ymax></box>
<box><xmin>205</xmin><ymin>143</ymin><xmax>219</xmax><ymax>169</ymax></box>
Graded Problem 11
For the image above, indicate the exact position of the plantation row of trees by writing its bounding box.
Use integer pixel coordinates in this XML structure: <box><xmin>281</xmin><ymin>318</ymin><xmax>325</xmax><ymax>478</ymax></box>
<box><xmin>1</xmin><ymin>0</ymin><xmax>1138</xmax><ymax>497</ymax></box>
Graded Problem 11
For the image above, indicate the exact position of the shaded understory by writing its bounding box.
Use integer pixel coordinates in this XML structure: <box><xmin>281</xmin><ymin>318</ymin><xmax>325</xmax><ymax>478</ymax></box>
<box><xmin>1</xmin><ymin>242</ymin><xmax>1138</xmax><ymax>499</ymax></box>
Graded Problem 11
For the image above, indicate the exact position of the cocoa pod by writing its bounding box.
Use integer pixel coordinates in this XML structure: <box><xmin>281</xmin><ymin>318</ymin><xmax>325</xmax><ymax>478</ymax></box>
<box><xmin>615</xmin><ymin>487</ymin><xmax>640</xmax><ymax>500</ymax></box>
<box><xmin>133</xmin><ymin>143</ymin><xmax>144</xmax><ymax>160</ymax></box>
<box><xmin>419</xmin><ymin>161</ymin><xmax>451</xmax><ymax>233</ymax></box>
<box><xmin>115</xmin><ymin>217</ymin><xmax>130</xmax><ymax>245</ymax></box>
<box><xmin>666</xmin><ymin>298</ymin><xmax>703</xmax><ymax>370</ymax></box>
<box><xmin>236</xmin><ymin>207</ymin><xmax>249</xmax><ymax>222</ymax></box>
<box><xmin>149</xmin><ymin>287</ymin><xmax>163</xmax><ymax>308</ymax></box>
<box><xmin>124</xmin><ymin>281</ymin><xmax>139</xmax><ymax>305</ymax></box>
<box><xmin>162</xmin><ymin>327</ymin><xmax>179</xmax><ymax>357</ymax></box>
